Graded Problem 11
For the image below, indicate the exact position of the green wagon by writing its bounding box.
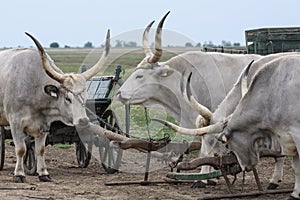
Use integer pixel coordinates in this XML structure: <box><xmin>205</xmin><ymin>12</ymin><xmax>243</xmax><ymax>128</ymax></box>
<box><xmin>245</xmin><ymin>27</ymin><xmax>300</xmax><ymax>55</ymax></box>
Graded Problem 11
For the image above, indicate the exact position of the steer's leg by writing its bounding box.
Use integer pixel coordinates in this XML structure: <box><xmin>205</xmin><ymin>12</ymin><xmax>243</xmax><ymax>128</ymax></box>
<box><xmin>192</xmin><ymin>135</ymin><xmax>217</xmax><ymax>188</ymax></box>
<box><xmin>267</xmin><ymin>156</ymin><xmax>284</xmax><ymax>190</ymax></box>
<box><xmin>10</xmin><ymin>122</ymin><xmax>26</xmax><ymax>183</ymax></box>
<box><xmin>290</xmin><ymin>155</ymin><xmax>300</xmax><ymax>199</ymax></box>
<box><xmin>35</xmin><ymin>132</ymin><xmax>52</xmax><ymax>182</ymax></box>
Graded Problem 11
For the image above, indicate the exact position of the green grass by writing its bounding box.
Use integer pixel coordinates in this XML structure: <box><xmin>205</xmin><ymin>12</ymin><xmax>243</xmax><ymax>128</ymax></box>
<box><xmin>53</xmin><ymin>143</ymin><xmax>72</xmax><ymax>149</ymax></box>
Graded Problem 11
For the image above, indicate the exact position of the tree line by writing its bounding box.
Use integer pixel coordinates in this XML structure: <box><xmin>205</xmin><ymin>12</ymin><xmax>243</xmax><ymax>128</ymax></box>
<box><xmin>49</xmin><ymin>40</ymin><xmax>241</xmax><ymax>48</ymax></box>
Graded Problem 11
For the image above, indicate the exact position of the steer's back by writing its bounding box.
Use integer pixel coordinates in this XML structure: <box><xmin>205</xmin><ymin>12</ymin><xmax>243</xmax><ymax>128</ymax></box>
<box><xmin>167</xmin><ymin>51</ymin><xmax>261</xmax><ymax>111</ymax></box>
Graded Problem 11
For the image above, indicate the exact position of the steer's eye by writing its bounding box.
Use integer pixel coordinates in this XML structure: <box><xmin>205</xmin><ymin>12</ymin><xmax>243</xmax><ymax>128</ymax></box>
<box><xmin>136</xmin><ymin>75</ymin><xmax>143</xmax><ymax>79</ymax></box>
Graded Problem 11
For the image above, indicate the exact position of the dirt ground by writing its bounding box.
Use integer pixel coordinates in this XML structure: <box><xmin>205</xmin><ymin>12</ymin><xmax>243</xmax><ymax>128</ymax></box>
<box><xmin>0</xmin><ymin>141</ymin><xmax>295</xmax><ymax>200</ymax></box>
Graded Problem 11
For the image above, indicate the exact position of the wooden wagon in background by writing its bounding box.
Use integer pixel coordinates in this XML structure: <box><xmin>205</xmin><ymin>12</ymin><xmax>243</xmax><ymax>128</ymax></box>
<box><xmin>245</xmin><ymin>27</ymin><xmax>300</xmax><ymax>55</ymax></box>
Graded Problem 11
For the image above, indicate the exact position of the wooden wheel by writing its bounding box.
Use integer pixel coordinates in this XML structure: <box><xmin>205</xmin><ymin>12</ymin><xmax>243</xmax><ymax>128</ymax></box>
<box><xmin>0</xmin><ymin>126</ymin><xmax>5</xmax><ymax>170</ymax></box>
<box><xmin>75</xmin><ymin>139</ymin><xmax>92</xmax><ymax>168</ymax></box>
<box><xmin>98</xmin><ymin>109</ymin><xmax>123</xmax><ymax>174</ymax></box>
<box><xmin>23</xmin><ymin>136</ymin><xmax>37</xmax><ymax>175</ymax></box>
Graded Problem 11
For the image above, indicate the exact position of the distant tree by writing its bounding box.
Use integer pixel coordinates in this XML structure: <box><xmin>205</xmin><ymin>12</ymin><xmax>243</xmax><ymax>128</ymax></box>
<box><xmin>64</xmin><ymin>45</ymin><xmax>71</xmax><ymax>48</ymax></box>
<box><xmin>221</xmin><ymin>40</ymin><xmax>232</xmax><ymax>46</ymax></box>
<box><xmin>233</xmin><ymin>42</ymin><xmax>241</xmax><ymax>47</ymax></box>
<box><xmin>196</xmin><ymin>42</ymin><xmax>201</xmax><ymax>47</ymax></box>
<box><xmin>185</xmin><ymin>42</ymin><xmax>193</xmax><ymax>47</ymax></box>
<box><xmin>123</xmin><ymin>41</ymin><xmax>137</xmax><ymax>47</ymax></box>
<box><xmin>84</xmin><ymin>41</ymin><xmax>93</xmax><ymax>48</ymax></box>
<box><xmin>50</xmin><ymin>42</ymin><xmax>59</xmax><ymax>48</ymax></box>
<box><xmin>203</xmin><ymin>41</ymin><xmax>215</xmax><ymax>47</ymax></box>
<box><xmin>115</xmin><ymin>40</ymin><xmax>123</xmax><ymax>48</ymax></box>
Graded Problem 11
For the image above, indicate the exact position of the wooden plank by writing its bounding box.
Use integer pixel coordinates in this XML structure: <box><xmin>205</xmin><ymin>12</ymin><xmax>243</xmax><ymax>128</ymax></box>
<box><xmin>166</xmin><ymin>171</ymin><xmax>222</xmax><ymax>181</ymax></box>
<box><xmin>199</xmin><ymin>188</ymin><xmax>293</xmax><ymax>200</ymax></box>
<box><xmin>105</xmin><ymin>180</ymin><xmax>193</xmax><ymax>186</ymax></box>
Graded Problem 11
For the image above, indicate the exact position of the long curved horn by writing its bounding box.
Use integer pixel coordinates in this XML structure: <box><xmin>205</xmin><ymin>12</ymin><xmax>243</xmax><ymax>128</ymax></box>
<box><xmin>143</xmin><ymin>20</ymin><xmax>155</xmax><ymax>58</ymax></box>
<box><xmin>152</xmin><ymin>118</ymin><xmax>225</xmax><ymax>136</ymax></box>
<box><xmin>241</xmin><ymin>60</ymin><xmax>254</xmax><ymax>97</ymax></box>
<box><xmin>25</xmin><ymin>32</ymin><xmax>65</xmax><ymax>83</ymax></box>
<box><xmin>180</xmin><ymin>71</ymin><xmax>209</xmax><ymax>126</ymax></box>
<box><xmin>183</xmin><ymin>72</ymin><xmax>213</xmax><ymax>121</ymax></box>
<box><xmin>148</xmin><ymin>11</ymin><xmax>170</xmax><ymax>63</ymax></box>
<box><xmin>81</xmin><ymin>29</ymin><xmax>110</xmax><ymax>80</ymax></box>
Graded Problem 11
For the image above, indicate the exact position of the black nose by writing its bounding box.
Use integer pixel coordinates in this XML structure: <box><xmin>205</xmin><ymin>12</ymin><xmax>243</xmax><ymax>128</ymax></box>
<box><xmin>79</xmin><ymin>118</ymin><xmax>89</xmax><ymax>126</ymax></box>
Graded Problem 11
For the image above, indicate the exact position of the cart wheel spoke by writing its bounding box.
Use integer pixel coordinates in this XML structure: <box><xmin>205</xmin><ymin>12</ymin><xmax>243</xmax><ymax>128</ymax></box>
<box><xmin>76</xmin><ymin>140</ymin><xmax>92</xmax><ymax>168</ymax></box>
<box><xmin>99</xmin><ymin>110</ymin><xmax>125</xmax><ymax>174</ymax></box>
<box><xmin>23</xmin><ymin>136</ymin><xmax>37</xmax><ymax>176</ymax></box>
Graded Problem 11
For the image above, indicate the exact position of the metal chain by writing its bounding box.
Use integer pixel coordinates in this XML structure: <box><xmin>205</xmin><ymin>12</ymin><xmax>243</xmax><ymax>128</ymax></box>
<box><xmin>85</xmin><ymin>106</ymin><xmax>122</xmax><ymax>133</ymax></box>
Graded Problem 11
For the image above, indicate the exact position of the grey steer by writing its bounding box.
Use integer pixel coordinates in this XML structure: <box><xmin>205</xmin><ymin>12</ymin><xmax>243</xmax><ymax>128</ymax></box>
<box><xmin>221</xmin><ymin>54</ymin><xmax>300</xmax><ymax>199</ymax></box>
<box><xmin>153</xmin><ymin>52</ymin><xmax>300</xmax><ymax>190</ymax></box>
<box><xmin>0</xmin><ymin>31</ymin><xmax>110</xmax><ymax>182</ymax></box>
<box><xmin>116</xmin><ymin>12</ymin><xmax>261</xmax><ymax>129</ymax></box>
<box><xmin>116</xmin><ymin>13</ymin><xmax>259</xmax><ymax>187</ymax></box>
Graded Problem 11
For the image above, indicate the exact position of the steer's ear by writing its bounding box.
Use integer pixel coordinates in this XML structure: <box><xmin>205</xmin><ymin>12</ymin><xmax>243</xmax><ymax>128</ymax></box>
<box><xmin>44</xmin><ymin>85</ymin><xmax>59</xmax><ymax>99</ymax></box>
<box><xmin>157</xmin><ymin>65</ymin><xmax>174</xmax><ymax>77</ymax></box>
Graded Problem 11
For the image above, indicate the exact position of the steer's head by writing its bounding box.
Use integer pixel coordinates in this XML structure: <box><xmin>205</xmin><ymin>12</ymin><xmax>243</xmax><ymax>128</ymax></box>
<box><xmin>117</xmin><ymin>12</ymin><xmax>175</xmax><ymax>106</ymax></box>
<box><xmin>221</xmin><ymin>129</ymin><xmax>256</xmax><ymax>171</ymax></box>
<box><xmin>224</xmin><ymin>127</ymin><xmax>284</xmax><ymax>172</ymax></box>
<box><xmin>26</xmin><ymin>31</ymin><xmax>110</xmax><ymax>127</ymax></box>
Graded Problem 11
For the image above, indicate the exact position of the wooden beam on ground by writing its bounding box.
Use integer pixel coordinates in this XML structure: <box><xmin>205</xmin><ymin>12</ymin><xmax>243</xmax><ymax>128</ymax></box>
<box><xmin>199</xmin><ymin>189</ymin><xmax>293</xmax><ymax>200</ymax></box>
<box><xmin>166</xmin><ymin>171</ymin><xmax>222</xmax><ymax>181</ymax></box>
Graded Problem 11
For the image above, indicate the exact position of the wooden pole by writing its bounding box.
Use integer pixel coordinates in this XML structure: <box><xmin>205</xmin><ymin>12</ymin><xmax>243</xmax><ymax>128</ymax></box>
<box><xmin>200</xmin><ymin>189</ymin><xmax>293</xmax><ymax>200</ymax></box>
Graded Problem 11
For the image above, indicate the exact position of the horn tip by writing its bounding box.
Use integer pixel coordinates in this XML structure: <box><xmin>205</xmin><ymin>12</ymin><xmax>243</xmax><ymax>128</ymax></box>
<box><xmin>150</xmin><ymin>20</ymin><xmax>155</xmax><ymax>26</ymax></box>
<box><xmin>163</xmin><ymin>11</ymin><xmax>171</xmax><ymax>19</ymax></box>
<box><xmin>105</xmin><ymin>29</ymin><xmax>111</xmax><ymax>56</ymax></box>
<box><xmin>186</xmin><ymin>73</ymin><xmax>193</xmax><ymax>101</ymax></box>
<box><xmin>157</xmin><ymin>11</ymin><xmax>171</xmax><ymax>29</ymax></box>
<box><xmin>25</xmin><ymin>32</ymin><xmax>45</xmax><ymax>55</ymax></box>
<box><xmin>188</xmin><ymin>72</ymin><xmax>193</xmax><ymax>81</ymax></box>
<box><xmin>145</xmin><ymin>20</ymin><xmax>155</xmax><ymax>32</ymax></box>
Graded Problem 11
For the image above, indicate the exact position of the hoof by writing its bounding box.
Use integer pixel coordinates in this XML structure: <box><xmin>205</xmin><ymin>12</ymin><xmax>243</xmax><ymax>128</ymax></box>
<box><xmin>267</xmin><ymin>183</ymin><xmax>279</xmax><ymax>190</ymax></box>
<box><xmin>13</xmin><ymin>175</ymin><xmax>26</xmax><ymax>183</ymax></box>
<box><xmin>191</xmin><ymin>181</ymin><xmax>206</xmax><ymax>188</ymax></box>
<box><xmin>38</xmin><ymin>175</ymin><xmax>53</xmax><ymax>182</ymax></box>
<box><xmin>106</xmin><ymin>167</ymin><xmax>119</xmax><ymax>174</ymax></box>
<box><xmin>206</xmin><ymin>179</ymin><xmax>217</xmax><ymax>186</ymax></box>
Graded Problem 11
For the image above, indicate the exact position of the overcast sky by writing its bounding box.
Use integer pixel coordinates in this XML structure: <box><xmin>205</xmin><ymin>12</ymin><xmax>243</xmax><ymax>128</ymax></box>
<box><xmin>1</xmin><ymin>0</ymin><xmax>300</xmax><ymax>48</ymax></box>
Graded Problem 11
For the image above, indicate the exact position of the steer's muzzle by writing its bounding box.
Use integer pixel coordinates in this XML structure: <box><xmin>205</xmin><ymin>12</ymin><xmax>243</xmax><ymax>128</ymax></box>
<box><xmin>116</xmin><ymin>91</ymin><xmax>129</xmax><ymax>104</ymax></box>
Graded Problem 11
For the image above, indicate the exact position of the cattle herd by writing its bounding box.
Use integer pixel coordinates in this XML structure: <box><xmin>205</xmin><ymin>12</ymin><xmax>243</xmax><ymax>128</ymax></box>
<box><xmin>1</xmin><ymin>11</ymin><xmax>300</xmax><ymax>199</ymax></box>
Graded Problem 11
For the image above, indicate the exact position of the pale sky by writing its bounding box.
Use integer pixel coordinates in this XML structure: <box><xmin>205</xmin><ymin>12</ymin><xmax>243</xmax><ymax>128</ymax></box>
<box><xmin>1</xmin><ymin>0</ymin><xmax>300</xmax><ymax>48</ymax></box>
